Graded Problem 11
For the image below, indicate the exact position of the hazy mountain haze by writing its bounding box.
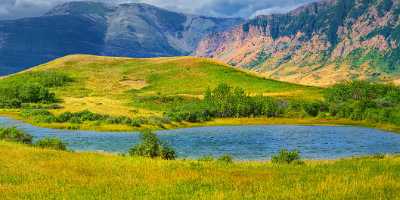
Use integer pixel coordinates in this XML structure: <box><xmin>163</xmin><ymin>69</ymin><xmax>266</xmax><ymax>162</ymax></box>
<box><xmin>0</xmin><ymin>0</ymin><xmax>316</xmax><ymax>20</ymax></box>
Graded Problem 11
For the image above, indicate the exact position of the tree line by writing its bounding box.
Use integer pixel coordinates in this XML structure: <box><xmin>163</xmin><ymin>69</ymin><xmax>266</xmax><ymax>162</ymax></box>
<box><xmin>0</xmin><ymin>72</ymin><xmax>72</xmax><ymax>108</ymax></box>
<box><xmin>166</xmin><ymin>81</ymin><xmax>400</xmax><ymax>126</ymax></box>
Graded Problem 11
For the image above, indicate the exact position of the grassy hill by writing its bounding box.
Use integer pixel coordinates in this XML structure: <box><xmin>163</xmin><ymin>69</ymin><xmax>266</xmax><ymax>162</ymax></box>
<box><xmin>0</xmin><ymin>55</ymin><xmax>324</xmax><ymax>130</ymax></box>
<box><xmin>36</xmin><ymin>55</ymin><xmax>320</xmax><ymax>114</ymax></box>
<box><xmin>1</xmin><ymin>141</ymin><xmax>399</xmax><ymax>199</ymax></box>
<box><xmin>1</xmin><ymin>55</ymin><xmax>400</xmax><ymax>132</ymax></box>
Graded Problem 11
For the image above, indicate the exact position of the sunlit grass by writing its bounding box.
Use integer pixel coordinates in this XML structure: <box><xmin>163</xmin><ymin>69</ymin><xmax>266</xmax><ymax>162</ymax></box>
<box><xmin>0</xmin><ymin>141</ymin><xmax>399</xmax><ymax>199</ymax></box>
<box><xmin>3</xmin><ymin>55</ymin><xmax>399</xmax><ymax>133</ymax></box>
<box><xmin>27</xmin><ymin>55</ymin><xmax>322</xmax><ymax>116</ymax></box>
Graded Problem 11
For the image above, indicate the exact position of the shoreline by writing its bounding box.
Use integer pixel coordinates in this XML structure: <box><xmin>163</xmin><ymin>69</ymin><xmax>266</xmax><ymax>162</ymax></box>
<box><xmin>1</xmin><ymin>110</ymin><xmax>400</xmax><ymax>134</ymax></box>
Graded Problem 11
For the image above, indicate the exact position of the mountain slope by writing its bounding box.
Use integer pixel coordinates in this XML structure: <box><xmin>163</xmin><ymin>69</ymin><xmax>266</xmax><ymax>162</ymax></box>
<box><xmin>0</xmin><ymin>1</ymin><xmax>242</xmax><ymax>75</ymax></box>
<box><xmin>195</xmin><ymin>0</ymin><xmax>400</xmax><ymax>86</ymax></box>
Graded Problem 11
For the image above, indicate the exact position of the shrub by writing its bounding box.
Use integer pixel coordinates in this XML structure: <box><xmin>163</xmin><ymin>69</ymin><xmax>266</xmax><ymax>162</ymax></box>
<box><xmin>21</xmin><ymin>109</ymin><xmax>53</xmax><ymax>118</ymax></box>
<box><xmin>323</xmin><ymin>81</ymin><xmax>400</xmax><ymax>124</ymax></box>
<box><xmin>129</xmin><ymin>130</ymin><xmax>160</xmax><ymax>158</ymax></box>
<box><xmin>198</xmin><ymin>155</ymin><xmax>215</xmax><ymax>162</ymax></box>
<box><xmin>27</xmin><ymin>71</ymin><xmax>73</xmax><ymax>87</ymax></box>
<box><xmin>130</xmin><ymin>119</ymin><xmax>142</xmax><ymax>127</ymax></box>
<box><xmin>20</xmin><ymin>109</ymin><xmax>58</xmax><ymax>123</ymax></box>
<box><xmin>21</xmin><ymin>109</ymin><xmax>147</xmax><ymax>127</ymax></box>
<box><xmin>35</xmin><ymin>137</ymin><xmax>68</xmax><ymax>151</ymax></box>
<box><xmin>0</xmin><ymin>98</ymin><xmax>22</xmax><ymax>108</ymax></box>
<box><xmin>166</xmin><ymin>83</ymin><xmax>285</xmax><ymax>122</ymax></box>
<box><xmin>0</xmin><ymin>127</ymin><xmax>33</xmax><ymax>144</ymax></box>
<box><xmin>57</xmin><ymin>112</ymin><xmax>73</xmax><ymax>122</ymax></box>
<box><xmin>271</xmin><ymin>149</ymin><xmax>302</xmax><ymax>164</ymax></box>
<box><xmin>128</xmin><ymin>130</ymin><xmax>176</xmax><ymax>160</ymax></box>
<box><xmin>0</xmin><ymin>84</ymin><xmax>56</xmax><ymax>107</ymax></box>
<box><xmin>302</xmin><ymin>102</ymin><xmax>323</xmax><ymax>117</ymax></box>
<box><xmin>217</xmin><ymin>154</ymin><xmax>234</xmax><ymax>164</ymax></box>
<box><xmin>160</xmin><ymin>143</ymin><xmax>177</xmax><ymax>160</ymax></box>
<box><xmin>372</xmin><ymin>153</ymin><xmax>385</xmax><ymax>159</ymax></box>
<box><xmin>0</xmin><ymin>71</ymin><xmax>72</xmax><ymax>108</ymax></box>
<box><xmin>166</xmin><ymin>109</ymin><xmax>213</xmax><ymax>123</ymax></box>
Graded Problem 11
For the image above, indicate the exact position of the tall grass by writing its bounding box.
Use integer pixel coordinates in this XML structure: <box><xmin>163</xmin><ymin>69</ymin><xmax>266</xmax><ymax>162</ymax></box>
<box><xmin>0</xmin><ymin>141</ymin><xmax>399</xmax><ymax>200</ymax></box>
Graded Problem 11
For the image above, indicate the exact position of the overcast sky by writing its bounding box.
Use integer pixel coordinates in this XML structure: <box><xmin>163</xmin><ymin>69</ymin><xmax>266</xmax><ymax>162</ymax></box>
<box><xmin>0</xmin><ymin>0</ymin><xmax>317</xmax><ymax>20</ymax></box>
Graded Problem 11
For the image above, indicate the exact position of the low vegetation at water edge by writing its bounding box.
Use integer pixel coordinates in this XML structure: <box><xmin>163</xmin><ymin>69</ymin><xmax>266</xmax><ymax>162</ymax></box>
<box><xmin>4</xmin><ymin>80</ymin><xmax>400</xmax><ymax>132</ymax></box>
<box><xmin>271</xmin><ymin>149</ymin><xmax>303</xmax><ymax>164</ymax></box>
<box><xmin>0</xmin><ymin>127</ymin><xmax>33</xmax><ymax>144</ymax></box>
<box><xmin>165</xmin><ymin>81</ymin><xmax>400</xmax><ymax>128</ymax></box>
<box><xmin>129</xmin><ymin>130</ymin><xmax>177</xmax><ymax>160</ymax></box>
<box><xmin>35</xmin><ymin>137</ymin><xmax>68</xmax><ymax>151</ymax></box>
<box><xmin>0</xmin><ymin>127</ymin><xmax>68</xmax><ymax>151</ymax></box>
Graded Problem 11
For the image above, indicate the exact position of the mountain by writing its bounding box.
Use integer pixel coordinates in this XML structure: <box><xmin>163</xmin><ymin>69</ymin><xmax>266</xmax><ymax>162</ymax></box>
<box><xmin>0</xmin><ymin>1</ymin><xmax>242</xmax><ymax>75</ymax></box>
<box><xmin>195</xmin><ymin>0</ymin><xmax>400</xmax><ymax>86</ymax></box>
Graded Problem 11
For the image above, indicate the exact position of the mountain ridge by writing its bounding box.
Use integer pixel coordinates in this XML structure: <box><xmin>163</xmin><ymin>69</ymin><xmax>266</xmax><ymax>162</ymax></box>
<box><xmin>195</xmin><ymin>0</ymin><xmax>400</xmax><ymax>86</ymax></box>
<box><xmin>0</xmin><ymin>1</ymin><xmax>243</xmax><ymax>75</ymax></box>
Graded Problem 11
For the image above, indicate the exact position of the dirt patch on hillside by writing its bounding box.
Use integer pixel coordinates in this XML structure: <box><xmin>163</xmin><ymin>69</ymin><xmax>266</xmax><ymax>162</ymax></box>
<box><xmin>119</xmin><ymin>79</ymin><xmax>148</xmax><ymax>90</ymax></box>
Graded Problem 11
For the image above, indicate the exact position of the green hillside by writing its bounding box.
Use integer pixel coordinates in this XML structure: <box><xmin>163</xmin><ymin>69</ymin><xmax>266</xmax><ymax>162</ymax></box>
<box><xmin>0</xmin><ymin>55</ymin><xmax>323</xmax><ymax>131</ymax></box>
<box><xmin>2</xmin><ymin>55</ymin><xmax>399</xmax><ymax>132</ymax></box>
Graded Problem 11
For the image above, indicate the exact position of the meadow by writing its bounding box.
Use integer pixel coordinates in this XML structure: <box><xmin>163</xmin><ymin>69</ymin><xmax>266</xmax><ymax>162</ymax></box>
<box><xmin>0</xmin><ymin>141</ymin><xmax>399</xmax><ymax>200</ymax></box>
<box><xmin>15</xmin><ymin>54</ymin><xmax>321</xmax><ymax>114</ymax></box>
<box><xmin>0</xmin><ymin>54</ymin><xmax>322</xmax><ymax>131</ymax></box>
<box><xmin>0</xmin><ymin>54</ymin><xmax>399</xmax><ymax>133</ymax></box>
<box><xmin>1</xmin><ymin>55</ymin><xmax>400</xmax><ymax>199</ymax></box>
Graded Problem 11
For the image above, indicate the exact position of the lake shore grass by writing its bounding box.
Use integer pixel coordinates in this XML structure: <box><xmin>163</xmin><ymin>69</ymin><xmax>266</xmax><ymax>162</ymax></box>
<box><xmin>1</xmin><ymin>109</ymin><xmax>400</xmax><ymax>133</ymax></box>
<box><xmin>0</xmin><ymin>141</ymin><xmax>399</xmax><ymax>200</ymax></box>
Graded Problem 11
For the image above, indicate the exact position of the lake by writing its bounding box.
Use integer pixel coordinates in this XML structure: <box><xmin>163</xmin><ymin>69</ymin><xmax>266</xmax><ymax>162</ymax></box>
<box><xmin>1</xmin><ymin>117</ymin><xmax>400</xmax><ymax>160</ymax></box>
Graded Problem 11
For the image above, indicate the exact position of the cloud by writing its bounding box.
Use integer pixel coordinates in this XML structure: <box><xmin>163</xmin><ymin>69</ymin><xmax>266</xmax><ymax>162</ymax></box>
<box><xmin>0</xmin><ymin>0</ymin><xmax>64</xmax><ymax>19</ymax></box>
<box><xmin>0</xmin><ymin>0</ymin><xmax>317</xmax><ymax>20</ymax></box>
<box><xmin>250</xmin><ymin>5</ymin><xmax>303</xmax><ymax>18</ymax></box>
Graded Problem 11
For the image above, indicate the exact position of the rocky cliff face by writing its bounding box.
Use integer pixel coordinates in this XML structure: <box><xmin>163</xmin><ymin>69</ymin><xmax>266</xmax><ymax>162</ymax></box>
<box><xmin>195</xmin><ymin>0</ymin><xmax>400</xmax><ymax>86</ymax></box>
<box><xmin>0</xmin><ymin>1</ymin><xmax>242</xmax><ymax>75</ymax></box>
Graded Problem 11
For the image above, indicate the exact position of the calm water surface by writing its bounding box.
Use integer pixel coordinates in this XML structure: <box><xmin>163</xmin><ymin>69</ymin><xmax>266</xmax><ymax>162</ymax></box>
<box><xmin>1</xmin><ymin>117</ymin><xmax>400</xmax><ymax>160</ymax></box>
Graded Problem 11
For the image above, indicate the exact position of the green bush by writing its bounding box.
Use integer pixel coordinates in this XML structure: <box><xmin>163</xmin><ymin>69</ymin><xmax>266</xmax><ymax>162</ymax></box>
<box><xmin>217</xmin><ymin>154</ymin><xmax>234</xmax><ymax>164</ymax></box>
<box><xmin>35</xmin><ymin>137</ymin><xmax>68</xmax><ymax>151</ymax></box>
<box><xmin>25</xmin><ymin>71</ymin><xmax>73</xmax><ymax>87</ymax></box>
<box><xmin>173</xmin><ymin>81</ymin><xmax>400</xmax><ymax>127</ymax></box>
<box><xmin>198</xmin><ymin>155</ymin><xmax>215</xmax><ymax>162</ymax></box>
<box><xmin>271</xmin><ymin>149</ymin><xmax>302</xmax><ymax>164</ymax></box>
<box><xmin>21</xmin><ymin>109</ymin><xmax>57</xmax><ymax>123</ymax></box>
<box><xmin>160</xmin><ymin>143</ymin><xmax>177</xmax><ymax>160</ymax></box>
<box><xmin>130</xmin><ymin>119</ymin><xmax>143</xmax><ymax>127</ymax></box>
<box><xmin>166</xmin><ymin>83</ymin><xmax>285</xmax><ymax>122</ymax></box>
<box><xmin>0</xmin><ymin>71</ymin><xmax>72</xmax><ymax>108</ymax></box>
<box><xmin>0</xmin><ymin>127</ymin><xmax>33</xmax><ymax>144</ymax></box>
<box><xmin>0</xmin><ymin>98</ymin><xmax>22</xmax><ymax>108</ymax></box>
<box><xmin>325</xmin><ymin>81</ymin><xmax>400</xmax><ymax>124</ymax></box>
<box><xmin>372</xmin><ymin>153</ymin><xmax>385</xmax><ymax>159</ymax></box>
<box><xmin>128</xmin><ymin>130</ymin><xmax>176</xmax><ymax>160</ymax></box>
<box><xmin>21</xmin><ymin>109</ymin><xmax>145</xmax><ymax>127</ymax></box>
<box><xmin>0</xmin><ymin>84</ymin><xmax>56</xmax><ymax>106</ymax></box>
<box><xmin>302</xmin><ymin>102</ymin><xmax>326</xmax><ymax>117</ymax></box>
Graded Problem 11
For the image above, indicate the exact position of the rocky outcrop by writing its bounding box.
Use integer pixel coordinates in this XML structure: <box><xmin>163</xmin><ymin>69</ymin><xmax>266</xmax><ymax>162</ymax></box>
<box><xmin>195</xmin><ymin>0</ymin><xmax>400</xmax><ymax>86</ymax></box>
